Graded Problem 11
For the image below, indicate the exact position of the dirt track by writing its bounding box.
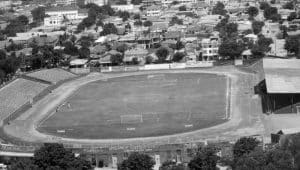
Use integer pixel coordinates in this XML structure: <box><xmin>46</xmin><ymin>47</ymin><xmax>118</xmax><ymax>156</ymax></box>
<box><xmin>3</xmin><ymin>67</ymin><xmax>265</xmax><ymax>147</ymax></box>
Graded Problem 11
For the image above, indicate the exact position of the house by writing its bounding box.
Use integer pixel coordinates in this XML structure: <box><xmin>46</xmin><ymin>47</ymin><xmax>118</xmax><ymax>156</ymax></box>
<box><xmin>145</xmin><ymin>5</ymin><xmax>163</xmax><ymax>17</ymax></box>
<box><xmin>55</xmin><ymin>0</ymin><xmax>76</xmax><ymax>6</ymax></box>
<box><xmin>257</xmin><ymin>59</ymin><xmax>300</xmax><ymax>114</ymax></box>
<box><xmin>84</xmin><ymin>0</ymin><xmax>108</xmax><ymax>6</ymax></box>
<box><xmin>90</xmin><ymin>44</ymin><xmax>107</xmax><ymax>59</ymax></box>
<box><xmin>44</xmin><ymin>6</ymin><xmax>88</xmax><ymax>27</ymax></box>
<box><xmin>163</xmin><ymin>31</ymin><xmax>182</xmax><ymax>41</ymax></box>
<box><xmin>123</xmin><ymin>48</ymin><xmax>148</xmax><ymax>64</ymax></box>
<box><xmin>200</xmin><ymin>35</ymin><xmax>220</xmax><ymax>61</ymax></box>
<box><xmin>268</xmin><ymin>39</ymin><xmax>288</xmax><ymax>58</ymax></box>
<box><xmin>262</xmin><ymin>21</ymin><xmax>281</xmax><ymax>40</ymax></box>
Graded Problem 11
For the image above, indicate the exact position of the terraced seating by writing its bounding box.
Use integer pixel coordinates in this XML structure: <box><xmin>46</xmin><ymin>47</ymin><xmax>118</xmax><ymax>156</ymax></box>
<box><xmin>0</xmin><ymin>78</ymin><xmax>49</xmax><ymax>120</ymax></box>
<box><xmin>26</xmin><ymin>68</ymin><xmax>77</xmax><ymax>84</ymax></box>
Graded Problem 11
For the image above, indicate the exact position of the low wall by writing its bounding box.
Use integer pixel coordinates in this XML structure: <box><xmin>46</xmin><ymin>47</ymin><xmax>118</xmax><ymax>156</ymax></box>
<box><xmin>143</xmin><ymin>64</ymin><xmax>171</xmax><ymax>70</ymax></box>
<box><xmin>186</xmin><ymin>62</ymin><xmax>214</xmax><ymax>68</ymax></box>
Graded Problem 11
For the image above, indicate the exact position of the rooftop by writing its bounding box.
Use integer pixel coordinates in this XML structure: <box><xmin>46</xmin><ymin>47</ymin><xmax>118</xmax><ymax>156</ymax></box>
<box><xmin>263</xmin><ymin>59</ymin><xmax>300</xmax><ymax>94</ymax></box>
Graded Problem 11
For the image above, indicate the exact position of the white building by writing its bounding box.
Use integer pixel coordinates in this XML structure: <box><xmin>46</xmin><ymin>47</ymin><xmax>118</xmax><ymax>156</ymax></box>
<box><xmin>161</xmin><ymin>0</ymin><xmax>196</xmax><ymax>5</ymax></box>
<box><xmin>205</xmin><ymin>0</ymin><xmax>229</xmax><ymax>5</ymax></box>
<box><xmin>84</xmin><ymin>0</ymin><xmax>108</xmax><ymax>6</ymax></box>
<box><xmin>146</xmin><ymin>5</ymin><xmax>162</xmax><ymax>17</ymax></box>
<box><xmin>0</xmin><ymin>0</ymin><xmax>12</xmax><ymax>9</ymax></box>
<box><xmin>201</xmin><ymin>35</ymin><xmax>220</xmax><ymax>61</ymax></box>
<box><xmin>44</xmin><ymin>6</ymin><xmax>88</xmax><ymax>27</ymax></box>
<box><xmin>55</xmin><ymin>0</ymin><xmax>76</xmax><ymax>6</ymax></box>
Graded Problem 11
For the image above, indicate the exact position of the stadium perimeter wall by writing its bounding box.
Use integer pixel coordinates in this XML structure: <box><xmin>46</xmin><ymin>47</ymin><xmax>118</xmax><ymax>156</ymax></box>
<box><xmin>101</xmin><ymin>62</ymin><xmax>214</xmax><ymax>73</ymax></box>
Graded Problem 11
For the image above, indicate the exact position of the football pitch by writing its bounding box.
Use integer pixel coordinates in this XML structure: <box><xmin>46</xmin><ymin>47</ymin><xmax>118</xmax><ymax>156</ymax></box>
<box><xmin>38</xmin><ymin>73</ymin><xmax>228</xmax><ymax>139</ymax></box>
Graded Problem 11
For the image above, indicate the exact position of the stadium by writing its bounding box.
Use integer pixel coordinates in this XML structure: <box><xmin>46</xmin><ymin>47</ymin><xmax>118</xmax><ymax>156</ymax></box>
<box><xmin>0</xmin><ymin>62</ymin><xmax>274</xmax><ymax>167</ymax></box>
<box><xmin>0</xmin><ymin>64</ymin><xmax>265</xmax><ymax>146</ymax></box>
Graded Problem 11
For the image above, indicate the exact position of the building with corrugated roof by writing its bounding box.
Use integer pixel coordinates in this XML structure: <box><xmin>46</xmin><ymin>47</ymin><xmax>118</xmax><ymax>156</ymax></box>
<box><xmin>257</xmin><ymin>58</ymin><xmax>300</xmax><ymax>114</ymax></box>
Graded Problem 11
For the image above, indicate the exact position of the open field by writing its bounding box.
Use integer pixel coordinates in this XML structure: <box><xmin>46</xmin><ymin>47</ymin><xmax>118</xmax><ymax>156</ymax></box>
<box><xmin>38</xmin><ymin>73</ymin><xmax>227</xmax><ymax>139</ymax></box>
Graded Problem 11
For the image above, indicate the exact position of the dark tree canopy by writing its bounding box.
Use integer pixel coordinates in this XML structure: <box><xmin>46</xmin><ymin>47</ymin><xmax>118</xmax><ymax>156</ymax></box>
<box><xmin>247</xmin><ymin>6</ymin><xmax>259</xmax><ymax>19</ymax></box>
<box><xmin>156</xmin><ymin>47</ymin><xmax>169</xmax><ymax>63</ymax></box>
<box><xmin>172</xmin><ymin>52</ymin><xmax>185</xmax><ymax>62</ymax></box>
<box><xmin>143</xmin><ymin>20</ymin><xmax>153</xmax><ymax>27</ymax></box>
<box><xmin>33</xmin><ymin>143</ymin><xmax>92</xmax><ymax>170</ymax></box>
<box><xmin>264</xmin><ymin>6</ymin><xmax>281</xmax><ymax>22</ymax></box>
<box><xmin>100</xmin><ymin>23</ymin><xmax>118</xmax><ymax>36</ymax></box>
<box><xmin>283</xmin><ymin>1</ymin><xmax>294</xmax><ymax>10</ymax></box>
<box><xmin>131</xmin><ymin>0</ymin><xmax>142</xmax><ymax>5</ymax></box>
<box><xmin>219</xmin><ymin>39</ymin><xmax>245</xmax><ymax>59</ymax></box>
<box><xmin>260</xmin><ymin>2</ymin><xmax>270</xmax><ymax>10</ymax></box>
<box><xmin>252</xmin><ymin>21</ymin><xmax>264</xmax><ymax>35</ymax></box>
<box><xmin>31</xmin><ymin>7</ymin><xmax>46</xmax><ymax>22</ymax></box>
<box><xmin>188</xmin><ymin>146</ymin><xmax>219</xmax><ymax>170</ymax></box>
<box><xmin>179</xmin><ymin>5</ymin><xmax>187</xmax><ymax>11</ymax></box>
<box><xmin>169</xmin><ymin>16</ymin><xmax>183</xmax><ymax>26</ymax></box>
<box><xmin>118</xmin><ymin>152</ymin><xmax>155</xmax><ymax>170</ymax></box>
<box><xmin>251</xmin><ymin>35</ymin><xmax>273</xmax><ymax>57</ymax></box>
<box><xmin>233</xmin><ymin>137</ymin><xmax>260</xmax><ymax>159</ymax></box>
<box><xmin>235</xmin><ymin>148</ymin><xmax>295</xmax><ymax>170</ymax></box>
<box><xmin>285</xmin><ymin>35</ymin><xmax>300</xmax><ymax>58</ymax></box>
<box><xmin>287</xmin><ymin>12</ymin><xmax>297</xmax><ymax>21</ymax></box>
<box><xmin>110</xmin><ymin>53</ymin><xmax>123</xmax><ymax>65</ymax></box>
<box><xmin>160</xmin><ymin>161</ymin><xmax>185</xmax><ymax>170</ymax></box>
<box><xmin>212</xmin><ymin>2</ymin><xmax>227</xmax><ymax>16</ymax></box>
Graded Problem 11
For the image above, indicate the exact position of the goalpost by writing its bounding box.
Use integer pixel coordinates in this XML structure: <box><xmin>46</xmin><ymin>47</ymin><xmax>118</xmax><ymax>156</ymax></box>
<box><xmin>120</xmin><ymin>114</ymin><xmax>143</xmax><ymax>124</ymax></box>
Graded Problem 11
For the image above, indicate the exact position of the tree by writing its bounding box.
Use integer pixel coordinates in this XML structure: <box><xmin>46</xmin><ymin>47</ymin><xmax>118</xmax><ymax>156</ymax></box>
<box><xmin>233</xmin><ymin>137</ymin><xmax>260</xmax><ymax>159</ymax></box>
<box><xmin>285</xmin><ymin>35</ymin><xmax>300</xmax><ymax>57</ymax></box>
<box><xmin>252</xmin><ymin>21</ymin><xmax>264</xmax><ymax>35</ymax></box>
<box><xmin>219</xmin><ymin>39</ymin><xmax>245</xmax><ymax>59</ymax></box>
<box><xmin>143</xmin><ymin>20</ymin><xmax>153</xmax><ymax>27</ymax></box>
<box><xmin>0</xmin><ymin>50</ymin><xmax>6</xmax><ymax>60</ymax></box>
<box><xmin>169</xmin><ymin>16</ymin><xmax>183</xmax><ymax>26</ymax></box>
<box><xmin>266</xmin><ymin>149</ymin><xmax>294</xmax><ymax>170</ymax></box>
<box><xmin>283</xmin><ymin>1</ymin><xmax>294</xmax><ymax>10</ymax></box>
<box><xmin>63</xmin><ymin>41</ymin><xmax>78</xmax><ymax>56</ymax></box>
<box><xmin>134</xmin><ymin>20</ymin><xmax>143</xmax><ymax>26</ymax></box>
<box><xmin>131</xmin><ymin>0</ymin><xmax>142</xmax><ymax>5</ymax></box>
<box><xmin>160</xmin><ymin>161</ymin><xmax>185</xmax><ymax>170</ymax></box>
<box><xmin>31</xmin><ymin>7</ymin><xmax>45</xmax><ymax>23</ymax></box>
<box><xmin>247</xmin><ymin>6</ymin><xmax>259</xmax><ymax>19</ymax></box>
<box><xmin>188</xmin><ymin>146</ymin><xmax>219</xmax><ymax>170</ymax></box>
<box><xmin>17</xmin><ymin>15</ymin><xmax>29</xmax><ymax>25</ymax></box>
<box><xmin>179</xmin><ymin>5</ymin><xmax>187</xmax><ymax>11</ymax></box>
<box><xmin>78</xmin><ymin>46</ymin><xmax>90</xmax><ymax>58</ymax></box>
<box><xmin>8</xmin><ymin>158</ymin><xmax>39</xmax><ymax>170</ymax></box>
<box><xmin>264</xmin><ymin>7</ymin><xmax>279</xmax><ymax>21</ymax></box>
<box><xmin>212</xmin><ymin>2</ymin><xmax>227</xmax><ymax>16</ymax></box>
<box><xmin>145</xmin><ymin>56</ymin><xmax>153</xmax><ymax>64</ymax></box>
<box><xmin>100</xmin><ymin>23</ymin><xmax>118</xmax><ymax>36</ymax></box>
<box><xmin>110</xmin><ymin>53</ymin><xmax>123</xmax><ymax>65</ymax></box>
<box><xmin>116</xmin><ymin>44</ymin><xmax>128</xmax><ymax>53</ymax></box>
<box><xmin>225</xmin><ymin>23</ymin><xmax>238</xmax><ymax>37</ymax></box>
<box><xmin>133</xmin><ymin>13</ymin><xmax>140</xmax><ymax>20</ymax></box>
<box><xmin>287</xmin><ymin>12</ymin><xmax>297</xmax><ymax>21</ymax></box>
<box><xmin>172</xmin><ymin>52</ymin><xmax>185</xmax><ymax>62</ymax></box>
<box><xmin>156</xmin><ymin>47</ymin><xmax>169</xmax><ymax>63</ymax></box>
<box><xmin>260</xmin><ymin>2</ymin><xmax>270</xmax><ymax>10</ymax></box>
<box><xmin>33</xmin><ymin>143</ymin><xmax>91</xmax><ymax>170</ymax></box>
<box><xmin>251</xmin><ymin>35</ymin><xmax>273</xmax><ymax>57</ymax></box>
<box><xmin>118</xmin><ymin>152</ymin><xmax>155</xmax><ymax>170</ymax></box>
<box><xmin>235</xmin><ymin>149</ymin><xmax>267</xmax><ymax>170</ymax></box>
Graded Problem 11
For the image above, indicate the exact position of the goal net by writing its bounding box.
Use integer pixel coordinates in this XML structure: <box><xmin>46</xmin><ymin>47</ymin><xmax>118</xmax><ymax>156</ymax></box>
<box><xmin>120</xmin><ymin>114</ymin><xmax>143</xmax><ymax>124</ymax></box>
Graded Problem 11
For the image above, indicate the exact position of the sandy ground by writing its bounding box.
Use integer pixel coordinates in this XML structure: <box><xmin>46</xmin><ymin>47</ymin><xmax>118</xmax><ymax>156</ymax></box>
<box><xmin>3</xmin><ymin>66</ymin><xmax>266</xmax><ymax>147</ymax></box>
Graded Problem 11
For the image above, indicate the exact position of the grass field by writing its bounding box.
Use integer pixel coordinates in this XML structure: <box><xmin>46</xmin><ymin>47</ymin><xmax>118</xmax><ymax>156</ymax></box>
<box><xmin>38</xmin><ymin>73</ymin><xmax>228</xmax><ymax>139</ymax></box>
